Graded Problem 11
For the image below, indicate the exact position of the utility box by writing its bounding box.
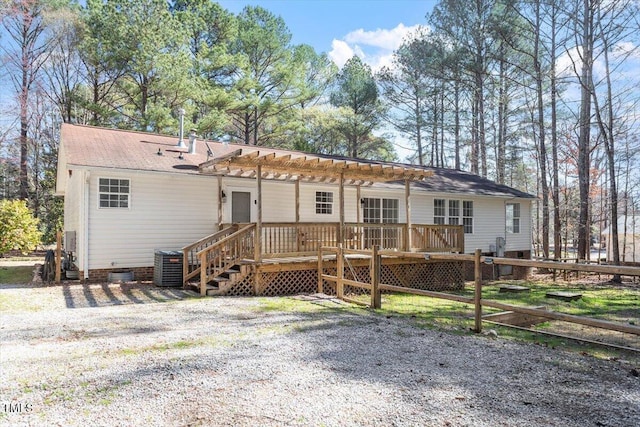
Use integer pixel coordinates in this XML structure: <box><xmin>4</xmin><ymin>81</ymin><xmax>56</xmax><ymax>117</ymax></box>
<box><xmin>153</xmin><ymin>250</ymin><xmax>183</xmax><ymax>287</ymax></box>
<box><xmin>64</xmin><ymin>231</ymin><xmax>77</xmax><ymax>252</ymax></box>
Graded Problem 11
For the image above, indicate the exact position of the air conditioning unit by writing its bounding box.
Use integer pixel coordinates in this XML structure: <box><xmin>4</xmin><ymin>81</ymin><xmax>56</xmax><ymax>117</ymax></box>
<box><xmin>154</xmin><ymin>250</ymin><xmax>183</xmax><ymax>287</ymax></box>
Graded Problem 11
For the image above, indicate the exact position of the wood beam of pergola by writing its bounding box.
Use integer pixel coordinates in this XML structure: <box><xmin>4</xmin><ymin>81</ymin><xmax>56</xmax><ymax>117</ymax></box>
<box><xmin>199</xmin><ymin>149</ymin><xmax>433</xmax><ymax>183</ymax></box>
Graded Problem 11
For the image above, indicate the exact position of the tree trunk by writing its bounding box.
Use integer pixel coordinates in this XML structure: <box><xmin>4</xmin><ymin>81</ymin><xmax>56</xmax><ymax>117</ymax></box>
<box><xmin>577</xmin><ymin>0</ymin><xmax>593</xmax><ymax>261</ymax></box>
<box><xmin>415</xmin><ymin>94</ymin><xmax>423</xmax><ymax>166</ymax></box>
<box><xmin>550</xmin><ymin>1</ymin><xmax>562</xmax><ymax>260</ymax></box>
<box><xmin>454</xmin><ymin>78</ymin><xmax>460</xmax><ymax>170</ymax></box>
<box><xmin>535</xmin><ymin>1</ymin><xmax>549</xmax><ymax>260</ymax></box>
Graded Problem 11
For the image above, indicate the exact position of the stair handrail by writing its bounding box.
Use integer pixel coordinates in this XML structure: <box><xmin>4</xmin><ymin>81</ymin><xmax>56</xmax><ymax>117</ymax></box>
<box><xmin>196</xmin><ymin>223</ymin><xmax>256</xmax><ymax>296</ymax></box>
<box><xmin>182</xmin><ymin>225</ymin><xmax>239</xmax><ymax>284</ymax></box>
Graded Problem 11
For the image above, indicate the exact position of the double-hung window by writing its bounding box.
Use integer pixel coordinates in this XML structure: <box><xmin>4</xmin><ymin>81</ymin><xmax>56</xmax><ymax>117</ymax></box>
<box><xmin>99</xmin><ymin>178</ymin><xmax>130</xmax><ymax>208</ymax></box>
<box><xmin>315</xmin><ymin>191</ymin><xmax>333</xmax><ymax>214</ymax></box>
<box><xmin>433</xmin><ymin>199</ymin><xmax>446</xmax><ymax>225</ymax></box>
<box><xmin>435</xmin><ymin>198</ymin><xmax>472</xmax><ymax>233</ymax></box>
<box><xmin>462</xmin><ymin>201</ymin><xmax>473</xmax><ymax>234</ymax></box>
<box><xmin>448</xmin><ymin>200</ymin><xmax>460</xmax><ymax>225</ymax></box>
<box><xmin>506</xmin><ymin>203</ymin><xmax>521</xmax><ymax>233</ymax></box>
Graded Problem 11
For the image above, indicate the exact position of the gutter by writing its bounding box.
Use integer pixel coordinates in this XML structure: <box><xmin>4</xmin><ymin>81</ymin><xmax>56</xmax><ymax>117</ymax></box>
<box><xmin>83</xmin><ymin>171</ymin><xmax>90</xmax><ymax>280</ymax></box>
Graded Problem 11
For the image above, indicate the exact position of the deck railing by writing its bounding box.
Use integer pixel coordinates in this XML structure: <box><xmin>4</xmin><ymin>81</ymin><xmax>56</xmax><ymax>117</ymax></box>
<box><xmin>343</xmin><ymin>223</ymin><xmax>408</xmax><ymax>250</ymax></box>
<box><xmin>257</xmin><ymin>222</ymin><xmax>463</xmax><ymax>256</ymax></box>
<box><xmin>261</xmin><ymin>222</ymin><xmax>339</xmax><ymax>257</ymax></box>
<box><xmin>411</xmin><ymin>224</ymin><xmax>464</xmax><ymax>252</ymax></box>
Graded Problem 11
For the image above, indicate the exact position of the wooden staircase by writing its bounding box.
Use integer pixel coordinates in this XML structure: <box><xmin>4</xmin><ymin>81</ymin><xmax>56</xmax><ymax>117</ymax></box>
<box><xmin>203</xmin><ymin>263</ymin><xmax>251</xmax><ymax>296</ymax></box>
<box><xmin>182</xmin><ymin>224</ymin><xmax>256</xmax><ymax>296</ymax></box>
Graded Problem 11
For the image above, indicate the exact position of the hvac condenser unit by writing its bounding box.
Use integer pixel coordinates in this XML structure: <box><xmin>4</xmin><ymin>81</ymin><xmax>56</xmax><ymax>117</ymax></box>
<box><xmin>153</xmin><ymin>250</ymin><xmax>183</xmax><ymax>287</ymax></box>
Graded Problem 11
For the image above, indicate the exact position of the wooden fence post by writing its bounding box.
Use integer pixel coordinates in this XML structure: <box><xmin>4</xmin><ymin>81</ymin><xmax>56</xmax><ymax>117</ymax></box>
<box><xmin>371</xmin><ymin>245</ymin><xmax>381</xmax><ymax>309</ymax></box>
<box><xmin>336</xmin><ymin>244</ymin><xmax>344</xmax><ymax>299</ymax></box>
<box><xmin>474</xmin><ymin>248</ymin><xmax>482</xmax><ymax>333</ymax></box>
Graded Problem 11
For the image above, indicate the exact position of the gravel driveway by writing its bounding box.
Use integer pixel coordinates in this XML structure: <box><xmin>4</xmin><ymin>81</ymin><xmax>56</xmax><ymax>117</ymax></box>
<box><xmin>1</xmin><ymin>282</ymin><xmax>639</xmax><ymax>427</ymax></box>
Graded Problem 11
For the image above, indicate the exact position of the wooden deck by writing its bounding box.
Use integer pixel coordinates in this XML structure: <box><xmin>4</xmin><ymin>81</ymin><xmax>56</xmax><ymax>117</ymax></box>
<box><xmin>182</xmin><ymin>222</ymin><xmax>465</xmax><ymax>296</ymax></box>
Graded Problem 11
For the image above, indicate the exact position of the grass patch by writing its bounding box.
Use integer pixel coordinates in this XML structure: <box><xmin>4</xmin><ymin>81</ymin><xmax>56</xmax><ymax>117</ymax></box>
<box><xmin>368</xmin><ymin>281</ymin><xmax>639</xmax><ymax>359</ymax></box>
<box><xmin>481</xmin><ymin>281</ymin><xmax>640</xmax><ymax>322</ymax></box>
<box><xmin>0</xmin><ymin>293</ymin><xmax>46</xmax><ymax>312</ymax></box>
<box><xmin>254</xmin><ymin>297</ymin><xmax>327</xmax><ymax>313</ymax></box>
<box><xmin>374</xmin><ymin>292</ymin><xmax>475</xmax><ymax>332</ymax></box>
<box><xmin>0</xmin><ymin>266</ymin><xmax>34</xmax><ymax>284</ymax></box>
<box><xmin>118</xmin><ymin>336</ymin><xmax>230</xmax><ymax>356</ymax></box>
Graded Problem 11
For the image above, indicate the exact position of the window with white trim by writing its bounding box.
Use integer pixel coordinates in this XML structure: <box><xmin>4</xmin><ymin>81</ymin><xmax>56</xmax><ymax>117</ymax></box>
<box><xmin>434</xmin><ymin>199</ymin><xmax>445</xmax><ymax>225</ymax></box>
<box><xmin>506</xmin><ymin>203</ymin><xmax>520</xmax><ymax>233</ymax></box>
<box><xmin>448</xmin><ymin>200</ymin><xmax>460</xmax><ymax>225</ymax></box>
<box><xmin>382</xmin><ymin>198</ymin><xmax>399</xmax><ymax>223</ymax></box>
<box><xmin>98</xmin><ymin>178</ymin><xmax>130</xmax><ymax>208</ymax></box>
<box><xmin>463</xmin><ymin>201</ymin><xmax>473</xmax><ymax>234</ymax></box>
<box><xmin>315</xmin><ymin>191</ymin><xmax>333</xmax><ymax>214</ymax></box>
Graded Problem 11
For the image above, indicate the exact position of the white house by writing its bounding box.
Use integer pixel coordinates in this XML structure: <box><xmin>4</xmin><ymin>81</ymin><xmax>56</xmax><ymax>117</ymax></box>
<box><xmin>56</xmin><ymin>124</ymin><xmax>535</xmax><ymax>288</ymax></box>
<box><xmin>604</xmin><ymin>215</ymin><xmax>640</xmax><ymax>264</ymax></box>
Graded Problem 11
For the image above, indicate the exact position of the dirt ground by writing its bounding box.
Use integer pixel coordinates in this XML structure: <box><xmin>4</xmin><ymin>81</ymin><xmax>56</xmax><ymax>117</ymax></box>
<box><xmin>1</xmin><ymin>281</ymin><xmax>639</xmax><ymax>427</ymax></box>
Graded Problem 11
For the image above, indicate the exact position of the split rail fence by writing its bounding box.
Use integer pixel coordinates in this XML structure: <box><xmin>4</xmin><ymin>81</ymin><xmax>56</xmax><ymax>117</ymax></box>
<box><xmin>318</xmin><ymin>245</ymin><xmax>640</xmax><ymax>349</ymax></box>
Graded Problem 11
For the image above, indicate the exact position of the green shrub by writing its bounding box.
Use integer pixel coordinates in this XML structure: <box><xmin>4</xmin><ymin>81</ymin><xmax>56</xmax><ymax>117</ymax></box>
<box><xmin>0</xmin><ymin>199</ymin><xmax>42</xmax><ymax>255</ymax></box>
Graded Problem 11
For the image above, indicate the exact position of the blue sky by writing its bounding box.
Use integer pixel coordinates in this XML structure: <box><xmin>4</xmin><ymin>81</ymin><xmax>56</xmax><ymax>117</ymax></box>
<box><xmin>0</xmin><ymin>1</ymin><xmax>437</xmax><ymax>140</ymax></box>
<box><xmin>218</xmin><ymin>0</ymin><xmax>438</xmax><ymax>70</ymax></box>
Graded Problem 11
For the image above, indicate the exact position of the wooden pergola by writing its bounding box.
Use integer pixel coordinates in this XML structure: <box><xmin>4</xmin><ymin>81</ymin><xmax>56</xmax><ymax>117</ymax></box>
<box><xmin>199</xmin><ymin>148</ymin><xmax>434</xmax><ymax>261</ymax></box>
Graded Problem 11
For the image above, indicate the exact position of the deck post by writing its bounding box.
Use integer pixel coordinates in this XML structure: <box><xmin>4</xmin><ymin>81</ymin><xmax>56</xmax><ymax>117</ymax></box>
<box><xmin>217</xmin><ymin>175</ymin><xmax>223</xmax><ymax>229</ymax></box>
<box><xmin>405</xmin><ymin>179</ymin><xmax>411</xmax><ymax>251</ymax></box>
<box><xmin>336</xmin><ymin>244</ymin><xmax>344</xmax><ymax>299</ymax></box>
<box><xmin>356</xmin><ymin>185</ymin><xmax>361</xmax><ymax>250</ymax></box>
<box><xmin>295</xmin><ymin>178</ymin><xmax>300</xmax><ymax>252</ymax></box>
<box><xmin>371</xmin><ymin>245</ymin><xmax>381</xmax><ymax>309</ymax></box>
<box><xmin>474</xmin><ymin>248</ymin><xmax>482</xmax><ymax>333</ymax></box>
<box><xmin>317</xmin><ymin>245</ymin><xmax>323</xmax><ymax>293</ymax></box>
<box><xmin>255</xmin><ymin>164</ymin><xmax>262</xmax><ymax>262</ymax></box>
<box><xmin>200</xmin><ymin>252</ymin><xmax>207</xmax><ymax>297</ymax></box>
<box><xmin>338</xmin><ymin>172</ymin><xmax>344</xmax><ymax>246</ymax></box>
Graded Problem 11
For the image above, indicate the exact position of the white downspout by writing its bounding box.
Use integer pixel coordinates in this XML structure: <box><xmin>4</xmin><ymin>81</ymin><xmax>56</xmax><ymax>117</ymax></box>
<box><xmin>83</xmin><ymin>171</ymin><xmax>90</xmax><ymax>280</ymax></box>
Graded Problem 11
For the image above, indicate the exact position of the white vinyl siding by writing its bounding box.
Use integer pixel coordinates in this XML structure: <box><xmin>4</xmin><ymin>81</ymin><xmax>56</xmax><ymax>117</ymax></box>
<box><xmin>70</xmin><ymin>168</ymin><xmax>532</xmax><ymax>269</ymax></box>
<box><xmin>87</xmin><ymin>171</ymin><xmax>217</xmax><ymax>269</ymax></box>
<box><xmin>63</xmin><ymin>170</ymin><xmax>83</xmax><ymax>256</ymax></box>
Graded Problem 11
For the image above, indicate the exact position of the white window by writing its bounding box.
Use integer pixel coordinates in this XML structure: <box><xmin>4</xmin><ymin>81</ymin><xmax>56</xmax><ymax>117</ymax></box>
<box><xmin>98</xmin><ymin>178</ymin><xmax>129</xmax><ymax>208</ymax></box>
<box><xmin>463</xmin><ymin>201</ymin><xmax>473</xmax><ymax>234</ymax></box>
<box><xmin>506</xmin><ymin>203</ymin><xmax>520</xmax><ymax>233</ymax></box>
<box><xmin>382</xmin><ymin>198</ymin><xmax>399</xmax><ymax>223</ymax></box>
<box><xmin>448</xmin><ymin>200</ymin><xmax>460</xmax><ymax>225</ymax></box>
<box><xmin>315</xmin><ymin>191</ymin><xmax>333</xmax><ymax>214</ymax></box>
<box><xmin>434</xmin><ymin>199</ymin><xmax>445</xmax><ymax>225</ymax></box>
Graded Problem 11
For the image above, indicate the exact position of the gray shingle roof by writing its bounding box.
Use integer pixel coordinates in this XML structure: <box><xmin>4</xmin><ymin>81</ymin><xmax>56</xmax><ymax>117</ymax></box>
<box><xmin>59</xmin><ymin>123</ymin><xmax>535</xmax><ymax>199</ymax></box>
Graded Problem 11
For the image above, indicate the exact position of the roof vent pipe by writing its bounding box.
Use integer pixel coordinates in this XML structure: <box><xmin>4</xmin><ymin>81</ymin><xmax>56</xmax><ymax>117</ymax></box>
<box><xmin>177</xmin><ymin>108</ymin><xmax>186</xmax><ymax>148</ymax></box>
<box><xmin>188</xmin><ymin>129</ymin><xmax>197</xmax><ymax>154</ymax></box>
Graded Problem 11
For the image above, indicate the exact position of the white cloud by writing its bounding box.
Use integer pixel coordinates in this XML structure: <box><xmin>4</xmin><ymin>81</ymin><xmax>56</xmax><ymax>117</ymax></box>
<box><xmin>328</xmin><ymin>39</ymin><xmax>354</xmax><ymax>69</ymax></box>
<box><xmin>613</xmin><ymin>41</ymin><xmax>640</xmax><ymax>60</ymax></box>
<box><xmin>329</xmin><ymin>23</ymin><xmax>424</xmax><ymax>72</ymax></box>
<box><xmin>344</xmin><ymin>23</ymin><xmax>419</xmax><ymax>51</ymax></box>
